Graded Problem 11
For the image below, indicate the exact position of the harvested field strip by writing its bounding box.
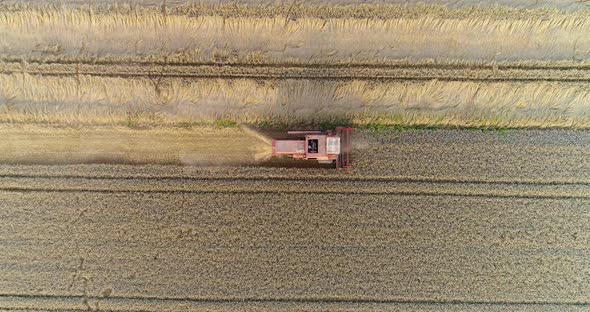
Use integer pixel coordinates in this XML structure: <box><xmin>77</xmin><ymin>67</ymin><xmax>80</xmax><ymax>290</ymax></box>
<box><xmin>1</xmin><ymin>3</ymin><xmax>589</xmax><ymax>130</ymax></box>
<box><xmin>3</xmin><ymin>62</ymin><xmax>590</xmax><ymax>82</ymax></box>
<box><xmin>2</xmin><ymin>75</ymin><xmax>590</xmax><ymax>128</ymax></box>
<box><xmin>0</xmin><ymin>125</ymin><xmax>272</xmax><ymax>165</ymax></box>
<box><xmin>1</xmin><ymin>6</ymin><xmax>590</xmax><ymax>64</ymax></box>
<box><xmin>0</xmin><ymin>130</ymin><xmax>586</xmax><ymax>180</ymax></box>
<box><xmin>2</xmin><ymin>4</ymin><xmax>590</xmax><ymax>129</ymax></box>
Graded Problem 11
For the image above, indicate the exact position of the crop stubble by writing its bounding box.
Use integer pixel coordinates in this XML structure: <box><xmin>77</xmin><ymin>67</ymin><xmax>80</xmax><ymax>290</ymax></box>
<box><xmin>1</xmin><ymin>3</ymin><xmax>590</xmax><ymax>128</ymax></box>
<box><xmin>0</xmin><ymin>124</ymin><xmax>273</xmax><ymax>165</ymax></box>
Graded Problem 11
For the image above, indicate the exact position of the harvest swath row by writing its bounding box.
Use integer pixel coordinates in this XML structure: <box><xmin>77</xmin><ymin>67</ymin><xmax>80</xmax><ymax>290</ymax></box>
<box><xmin>3</xmin><ymin>61</ymin><xmax>590</xmax><ymax>81</ymax></box>
<box><xmin>2</xmin><ymin>73</ymin><xmax>589</xmax><ymax>128</ymax></box>
<box><xmin>2</xmin><ymin>5</ymin><xmax>589</xmax><ymax>65</ymax></box>
<box><xmin>1</xmin><ymin>3</ymin><xmax>589</xmax><ymax>128</ymax></box>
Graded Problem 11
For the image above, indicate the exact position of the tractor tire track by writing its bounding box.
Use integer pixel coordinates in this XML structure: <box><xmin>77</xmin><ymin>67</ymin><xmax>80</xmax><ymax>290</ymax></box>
<box><xmin>1</xmin><ymin>293</ymin><xmax>590</xmax><ymax>312</ymax></box>
<box><xmin>1</xmin><ymin>174</ymin><xmax>588</xmax><ymax>199</ymax></box>
<box><xmin>1</xmin><ymin>173</ymin><xmax>590</xmax><ymax>186</ymax></box>
<box><xmin>4</xmin><ymin>57</ymin><xmax>590</xmax><ymax>70</ymax></box>
<box><xmin>2</xmin><ymin>61</ymin><xmax>590</xmax><ymax>82</ymax></box>
<box><xmin>1</xmin><ymin>187</ymin><xmax>588</xmax><ymax>200</ymax></box>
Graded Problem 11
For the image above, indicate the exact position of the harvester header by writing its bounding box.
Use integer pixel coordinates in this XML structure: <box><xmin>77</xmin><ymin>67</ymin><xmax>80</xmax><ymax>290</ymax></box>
<box><xmin>272</xmin><ymin>127</ymin><xmax>354</xmax><ymax>169</ymax></box>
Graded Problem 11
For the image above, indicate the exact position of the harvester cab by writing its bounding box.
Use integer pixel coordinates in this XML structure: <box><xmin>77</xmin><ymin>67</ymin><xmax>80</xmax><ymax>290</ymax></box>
<box><xmin>271</xmin><ymin>127</ymin><xmax>354</xmax><ymax>169</ymax></box>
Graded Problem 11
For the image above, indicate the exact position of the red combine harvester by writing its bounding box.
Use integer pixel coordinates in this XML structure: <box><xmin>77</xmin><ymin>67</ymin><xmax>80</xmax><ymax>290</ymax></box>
<box><xmin>272</xmin><ymin>127</ymin><xmax>354</xmax><ymax>169</ymax></box>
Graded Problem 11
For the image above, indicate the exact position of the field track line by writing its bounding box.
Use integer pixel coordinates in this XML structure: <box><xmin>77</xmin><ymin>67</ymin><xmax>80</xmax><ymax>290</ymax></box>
<box><xmin>2</xmin><ymin>61</ymin><xmax>590</xmax><ymax>82</ymax></box>
<box><xmin>1</xmin><ymin>293</ymin><xmax>590</xmax><ymax>307</ymax></box>
<box><xmin>3</xmin><ymin>57</ymin><xmax>590</xmax><ymax>70</ymax></box>
<box><xmin>0</xmin><ymin>186</ymin><xmax>588</xmax><ymax>200</ymax></box>
<box><xmin>1</xmin><ymin>173</ymin><xmax>588</xmax><ymax>186</ymax></box>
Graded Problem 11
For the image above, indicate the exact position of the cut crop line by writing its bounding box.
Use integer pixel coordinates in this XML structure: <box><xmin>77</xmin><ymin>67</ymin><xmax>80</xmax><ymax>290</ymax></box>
<box><xmin>3</xmin><ymin>71</ymin><xmax>589</xmax><ymax>83</ymax></box>
<box><xmin>0</xmin><ymin>71</ymin><xmax>590</xmax><ymax>82</ymax></box>
<box><xmin>0</xmin><ymin>293</ymin><xmax>589</xmax><ymax>308</ymax></box>
<box><xmin>4</xmin><ymin>57</ymin><xmax>590</xmax><ymax>71</ymax></box>
<box><xmin>0</xmin><ymin>173</ymin><xmax>588</xmax><ymax>186</ymax></box>
<box><xmin>2</xmin><ymin>63</ymin><xmax>589</xmax><ymax>82</ymax></box>
<box><xmin>0</xmin><ymin>186</ymin><xmax>587</xmax><ymax>200</ymax></box>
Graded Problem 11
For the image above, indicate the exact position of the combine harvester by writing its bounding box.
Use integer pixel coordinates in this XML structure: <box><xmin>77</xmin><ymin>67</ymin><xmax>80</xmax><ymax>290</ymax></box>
<box><xmin>272</xmin><ymin>127</ymin><xmax>354</xmax><ymax>169</ymax></box>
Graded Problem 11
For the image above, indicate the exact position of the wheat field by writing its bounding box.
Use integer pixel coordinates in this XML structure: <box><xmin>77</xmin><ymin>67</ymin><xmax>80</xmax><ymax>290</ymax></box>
<box><xmin>1</xmin><ymin>3</ymin><xmax>590</xmax><ymax>128</ymax></box>
<box><xmin>1</xmin><ymin>130</ymin><xmax>590</xmax><ymax>310</ymax></box>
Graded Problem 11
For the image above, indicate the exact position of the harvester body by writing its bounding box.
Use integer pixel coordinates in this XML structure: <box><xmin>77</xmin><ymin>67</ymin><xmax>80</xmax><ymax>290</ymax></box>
<box><xmin>272</xmin><ymin>127</ymin><xmax>353</xmax><ymax>169</ymax></box>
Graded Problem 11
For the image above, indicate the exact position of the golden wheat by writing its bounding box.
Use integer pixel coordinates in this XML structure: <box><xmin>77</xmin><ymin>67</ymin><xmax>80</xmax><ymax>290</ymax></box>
<box><xmin>0</xmin><ymin>123</ymin><xmax>273</xmax><ymax>165</ymax></box>
<box><xmin>1</xmin><ymin>73</ymin><xmax>589</xmax><ymax>128</ymax></box>
<box><xmin>1</xmin><ymin>5</ymin><xmax>589</xmax><ymax>65</ymax></box>
<box><xmin>1</xmin><ymin>4</ymin><xmax>589</xmax><ymax>128</ymax></box>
